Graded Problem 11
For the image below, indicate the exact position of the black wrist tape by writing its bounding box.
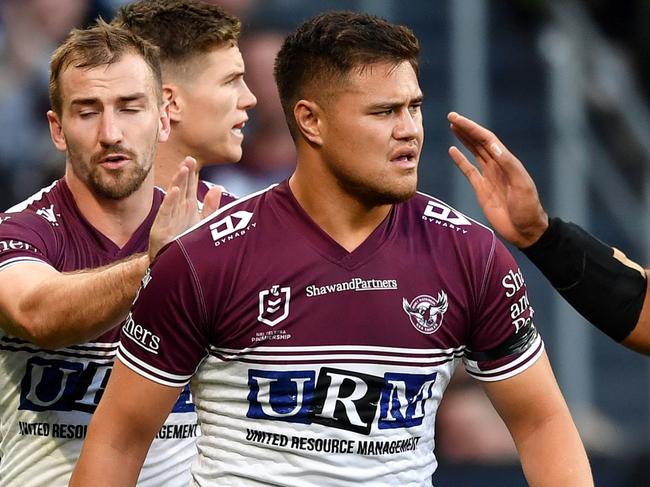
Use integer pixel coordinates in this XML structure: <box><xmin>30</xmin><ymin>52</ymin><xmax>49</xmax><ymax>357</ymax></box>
<box><xmin>522</xmin><ymin>217</ymin><xmax>646</xmax><ymax>342</ymax></box>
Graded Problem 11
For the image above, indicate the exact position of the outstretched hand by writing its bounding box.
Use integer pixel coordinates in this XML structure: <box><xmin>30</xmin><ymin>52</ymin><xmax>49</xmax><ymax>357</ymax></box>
<box><xmin>148</xmin><ymin>157</ymin><xmax>221</xmax><ymax>261</ymax></box>
<box><xmin>447</xmin><ymin>112</ymin><xmax>549</xmax><ymax>248</ymax></box>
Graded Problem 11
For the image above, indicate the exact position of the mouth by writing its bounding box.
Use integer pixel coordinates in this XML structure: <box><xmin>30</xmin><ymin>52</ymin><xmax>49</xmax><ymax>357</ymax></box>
<box><xmin>99</xmin><ymin>154</ymin><xmax>131</xmax><ymax>169</ymax></box>
<box><xmin>390</xmin><ymin>147</ymin><xmax>418</xmax><ymax>168</ymax></box>
<box><xmin>231</xmin><ymin>120</ymin><xmax>247</xmax><ymax>138</ymax></box>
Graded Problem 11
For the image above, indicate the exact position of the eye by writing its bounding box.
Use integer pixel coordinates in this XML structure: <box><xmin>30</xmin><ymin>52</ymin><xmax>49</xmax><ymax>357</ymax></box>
<box><xmin>122</xmin><ymin>107</ymin><xmax>142</xmax><ymax>114</ymax></box>
<box><xmin>409</xmin><ymin>103</ymin><xmax>422</xmax><ymax>114</ymax></box>
<box><xmin>79</xmin><ymin>111</ymin><xmax>98</xmax><ymax>119</ymax></box>
<box><xmin>374</xmin><ymin>108</ymin><xmax>394</xmax><ymax>116</ymax></box>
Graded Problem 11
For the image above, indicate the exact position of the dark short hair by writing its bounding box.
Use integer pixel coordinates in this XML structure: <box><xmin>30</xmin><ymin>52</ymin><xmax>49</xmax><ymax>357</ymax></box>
<box><xmin>113</xmin><ymin>0</ymin><xmax>240</xmax><ymax>73</ymax></box>
<box><xmin>49</xmin><ymin>19</ymin><xmax>162</xmax><ymax>116</ymax></box>
<box><xmin>274</xmin><ymin>11</ymin><xmax>420</xmax><ymax>139</ymax></box>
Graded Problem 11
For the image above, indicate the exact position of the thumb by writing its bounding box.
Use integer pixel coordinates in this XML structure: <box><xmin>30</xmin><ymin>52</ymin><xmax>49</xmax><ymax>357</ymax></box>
<box><xmin>201</xmin><ymin>185</ymin><xmax>223</xmax><ymax>219</ymax></box>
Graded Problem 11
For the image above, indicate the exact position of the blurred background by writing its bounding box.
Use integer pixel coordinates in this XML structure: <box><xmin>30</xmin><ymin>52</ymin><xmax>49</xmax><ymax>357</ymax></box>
<box><xmin>1</xmin><ymin>0</ymin><xmax>648</xmax><ymax>484</ymax></box>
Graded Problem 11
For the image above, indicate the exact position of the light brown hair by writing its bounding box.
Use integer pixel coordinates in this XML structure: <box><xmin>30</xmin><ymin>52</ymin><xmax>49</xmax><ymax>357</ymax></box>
<box><xmin>49</xmin><ymin>18</ymin><xmax>162</xmax><ymax>116</ymax></box>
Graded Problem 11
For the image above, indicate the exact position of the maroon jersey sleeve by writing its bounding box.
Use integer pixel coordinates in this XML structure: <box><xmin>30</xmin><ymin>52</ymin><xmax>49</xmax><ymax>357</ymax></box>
<box><xmin>197</xmin><ymin>179</ymin><xmax>238</xmax><ymax>206</ymax></box>
<box><xmin>117</xmin><ymin>240</ymin><xmax>210</xmax><ymax>387</ymax></box>
<box><xmin>463</xmin><ymin>235</ymin><xmax>543</xmax><ymax>381</ymax></box>
<box><xmin>0</xmin><ymin>212</ymin><xmax>58</xmax><ymax>271</ymax></box>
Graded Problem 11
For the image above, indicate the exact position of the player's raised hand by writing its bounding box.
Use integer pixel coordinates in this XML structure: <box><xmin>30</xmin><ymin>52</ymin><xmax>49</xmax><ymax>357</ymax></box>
<box><xmin>200</xmin><ymin>185</ymin><xmax>223</xmax><ymax>220</ymax></box>
<box><xmin>148</xmin><ymin>157</ymin><xmax>202</xmax><ymax>260</ymax></box>
<box><xmin>447</xmin><ymin>112</ymin><xmax>548</xmax><ymax>248</ymax></box>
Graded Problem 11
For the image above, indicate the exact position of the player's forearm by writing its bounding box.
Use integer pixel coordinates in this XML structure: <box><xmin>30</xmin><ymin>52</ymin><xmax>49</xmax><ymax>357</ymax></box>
<box><xmin>622</xmin><ymin>283</ymin><xmax>650</xmax><ymax>354</ymax></box>
<box><xmin>70</xmin><ymin>438</ymin><xmax>145</xmax><ymax>487</ymax></box>
<box><xmin>521</xmin><ymin>218</ymin><xmax>648</xmax><ymax>352</ymax></box>
<box><xmin>514</xmin><ymin>410</ymin><xmax>593</xmax><ymax>486</ymax></box>
<box><xmin>13</xmin><ymin>254</ymin><xmax>149</xmax><ymax>348</ymax></box>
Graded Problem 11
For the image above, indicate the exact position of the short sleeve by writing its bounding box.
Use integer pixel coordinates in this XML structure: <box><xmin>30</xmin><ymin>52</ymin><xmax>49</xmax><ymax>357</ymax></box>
<box><xmin>0</xmin><ymin>212</ymin><xmax>56</xmax><ymax>271</ymax></box>
<box><xmin>117</xmin><ymin>241</ymin><xmax>210</xmax><ymax>387</ymax></box>
<box><xmin>463</xmin><ymin>236</ymin><xmax>544</xmax><ymax>381</ymax></box>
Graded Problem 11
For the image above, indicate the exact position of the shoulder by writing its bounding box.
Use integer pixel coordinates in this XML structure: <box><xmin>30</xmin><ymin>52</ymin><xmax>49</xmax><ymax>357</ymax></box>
<box><xmin>402</xmin><ymin>191</ymin><xmax>495</xmax><ymax>245</ymax></box>
<box><xmin>5</xmin><ymin>180</ymin><xmax>61</xmax><ymax>214</ymax></box>
<box><xmin>176</xmin><ymin>184</ymin><xmax>276</xmax><ymax>254</ymax></box>
<box><xmin>197</xmin><ymin>179</ymin><xmax>238</xmax><ymax>205</ymax></box>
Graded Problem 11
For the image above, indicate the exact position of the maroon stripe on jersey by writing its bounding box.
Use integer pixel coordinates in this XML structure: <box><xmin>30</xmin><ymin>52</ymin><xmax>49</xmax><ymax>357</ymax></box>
<box><xmin>208</xmin><ymin>346</ymin><xmax>465</xmax><ymax>367</ymax></box>
<box><xmin>1</xmin><ymin>336</ymin><xmax>118</xmax><ymax>353</ymax></box>
<box><xmin>0</xmin><ymin>343</ymin><xmax>117</xmax><ymax>361</ymax></box>
<box><xmin>207</xmin><ymin>352</ymin><xmax>460</xmax><ymax>368</ymax></box>
<box><xmin>210</xmin><ymin>347</ymin><xmax>464</xmax><ymax>360</ymax></box>
<box><xmin>117</xmin><ymin>346</ymin><xmax>195</xmax><ymax>387</ymax></box>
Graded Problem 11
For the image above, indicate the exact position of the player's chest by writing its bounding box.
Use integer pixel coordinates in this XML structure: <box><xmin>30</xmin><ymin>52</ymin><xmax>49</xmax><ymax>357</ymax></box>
<box><xmin>213</xmin><ymin>252</ymin><xmax>473</xmax><ymax>351</ymax></box>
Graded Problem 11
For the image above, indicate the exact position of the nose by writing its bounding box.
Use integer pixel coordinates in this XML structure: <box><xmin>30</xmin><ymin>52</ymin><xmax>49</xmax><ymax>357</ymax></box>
<box><xmin>239</xmin><ymin>80</ymin><xmax>257</xmax><ymax>110</ymax></box>
<box><xmin>98</xmin><ymin>111</ymin><xmax>123</xmax><ymax>147</ymax></box>
<box><xmin>393</xmin><ymin>109</ymin><xmax>420</xmax><ymax>141</ymax></box>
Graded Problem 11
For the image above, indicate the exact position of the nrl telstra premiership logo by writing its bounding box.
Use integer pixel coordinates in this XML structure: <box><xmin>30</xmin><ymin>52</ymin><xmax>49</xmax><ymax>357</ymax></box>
<box><xmin>258</xmin><ymin>285</ymin><xmax>291</xmax><ymax>327</ymax></box>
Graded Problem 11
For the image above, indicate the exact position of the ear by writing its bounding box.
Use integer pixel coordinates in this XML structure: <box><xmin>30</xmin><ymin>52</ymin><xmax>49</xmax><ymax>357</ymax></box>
<box><xmin>163</xmin><ymin>84</ymin><xmax>183</xmax><ymax>123</ymax></box>
<box><xmin>294</xmin><ymin>100</ymin><xmax>324</xmax><ymax>146</ymax></box>
<box><xmin>47</xmin><ymin>110</ymin><xmax>67</xmax><ymax>152</ymax></box>
<box><xmin>157</xmin><ymin>99</ymin><xmax>171</xmax><ymax>143</ymax></box>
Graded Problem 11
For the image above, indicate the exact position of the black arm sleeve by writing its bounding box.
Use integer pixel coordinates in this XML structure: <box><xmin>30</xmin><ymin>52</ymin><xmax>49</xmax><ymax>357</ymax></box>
<box><xmin>521</xmin><ymin>217</ymin><xmax>646</xmax><ymax>342</ymax></box>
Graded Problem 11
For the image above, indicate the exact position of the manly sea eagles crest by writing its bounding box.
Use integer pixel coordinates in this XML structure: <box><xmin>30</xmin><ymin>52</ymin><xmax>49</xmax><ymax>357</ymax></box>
<box><xmin>402</xmin><ymin>291</ymin><xmax>448</xmax><ymax>334</ymax></box>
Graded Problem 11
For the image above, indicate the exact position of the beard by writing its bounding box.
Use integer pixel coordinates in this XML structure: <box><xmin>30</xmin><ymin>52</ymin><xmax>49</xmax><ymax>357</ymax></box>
<box><xmin>327</xmin><ymin>160</ymin><xmax>418</xmax><ymax>207</ymax></box>
<box><xmin>67</xmin><ymin>142</ymin><xmax>154</xmax><ymax>200</ymax></box>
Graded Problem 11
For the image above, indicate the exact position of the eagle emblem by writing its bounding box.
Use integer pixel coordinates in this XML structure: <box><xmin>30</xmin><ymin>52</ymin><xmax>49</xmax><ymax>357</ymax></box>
<box><xmin>403</xmin><ymin>291</ymin><xmax>448</xmax><ymax>334</ymax></box>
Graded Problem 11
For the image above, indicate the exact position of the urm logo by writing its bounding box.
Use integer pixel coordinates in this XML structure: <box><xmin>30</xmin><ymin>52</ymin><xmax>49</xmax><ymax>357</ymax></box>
<box><xmin>19</xmin><ymin>357</ymin><xmax>193</xmax><ymax>413</ymax></box>
<box><xmin>247</xmin><ymin>368</ymin><xmax>437</xmax><ymax>435</ymax></box>
<box><xmin>20</xmin><ymin>357</ymin><xmax>111</xmax><ymax>413</ymax></box>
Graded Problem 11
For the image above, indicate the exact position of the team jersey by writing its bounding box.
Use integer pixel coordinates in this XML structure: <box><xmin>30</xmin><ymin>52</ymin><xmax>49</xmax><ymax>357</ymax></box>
<box><xmin>119</xmin><ymin>181</ymin><xmax>543</xmax><ymax>486</ymax></box>
<box><xmin>0</xmin><ymin>179</ymin><xmax>198</xmax><ymax>487</ymax></box>
<box><xmin>197</xmin><ymin>179</ymin><xmax>237</xmax><ymax>207</ymax></box>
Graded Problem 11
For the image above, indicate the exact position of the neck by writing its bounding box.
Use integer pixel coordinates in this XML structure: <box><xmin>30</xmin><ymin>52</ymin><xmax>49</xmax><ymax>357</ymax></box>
<box><xmin>289</xmin><ymin>164</ymin><xmax>391</xmax><ymax>253</ymax></box>
<box><xmin>64</xmin><ymin>169</ymin><xmax>154</xmax><ymax>249</ymax></box>
<box><xmin>154</xmin><ymin>138</ymin><xmax>201</xmax><ymax>190</ymax></box>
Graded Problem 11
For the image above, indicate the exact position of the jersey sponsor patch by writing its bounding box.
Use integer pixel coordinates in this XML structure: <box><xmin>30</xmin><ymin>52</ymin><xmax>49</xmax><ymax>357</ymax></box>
<box><xmin>246</xmin><ymin>367</ymin><xmax>437</xmax><ymax>435</ymax></box>
<box><xmin>209</xmin><ymin>210</ymin><xmax>256</xmax><ymax>246</ymax></box>
<box><xmin>122</xmin><ymin>313</ymin><xmax>161</xmax><ymax>354</ymax></box>
<box><xmin>422</xmin><ymin>200</ymin><xmax>470</xmax><ymax>233</ymax></box>
<box><xmin>305</xmin><ymin>277</ymin><xmax>398</xmax><ymax>297</ymax></box>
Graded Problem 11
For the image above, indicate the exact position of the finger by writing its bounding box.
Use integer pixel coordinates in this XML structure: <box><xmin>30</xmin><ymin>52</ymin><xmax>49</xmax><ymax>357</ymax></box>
<box><xmin>449</xmin><ymin>123</ymin><xmax>481</xmax><ymax>158</ymax></box>
<box><xmin>448</xmin><ymin>146</ymin><xmax>484</xmax><ymax>192</ymax></box>
<box><xmin>183</xmin><ymin>156</ymin><xmax>198</xmax><ymax>203</ymax></box>
<box><xmin>449</xmin><ymin>113</ymin><xmax>522</xmax><ymax>170</ymax></box>
<box><xmin>447</xmin><ymin>112</ymin><xmax>495</xmax><ymax>146</ymax></box>
<box><xmin>450</xmin><ymin>125</ymin><xmax>495</xmax><ymax>175</ymax></box>
<box><xmin>175</xmin><ymin>160</ymin><xmax>192</xmax><ymax>209</ymax></box>
<box><xmin>157</xmin><ymin>185</ymin><xmax>180</xmax><ymax>223</ymax></box>
<box><xmin>168</xmin><ymin>159</ymin><xmax>187</xmax><ymax>188</ymax></box>
<box><xmin>201</xmin><ymin>185</ymin><xmax>223</xmax><ymax>220</ymax></box>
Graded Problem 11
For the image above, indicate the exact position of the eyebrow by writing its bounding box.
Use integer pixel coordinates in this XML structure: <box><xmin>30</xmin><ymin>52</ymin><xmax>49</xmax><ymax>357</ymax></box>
<box><xmin>222</xmin><ymin>69</ymin><xmax>245</xmax><ymax>82</ymax></box>
<box><xmin>70</xmin><ymin>92</ymin><xmax>149</xmax><ymax>107</ymax></box>
<box><xmin>368</xmin><ymin>94</ymin><xmax>425</xmax><ymax>110</ymax></box>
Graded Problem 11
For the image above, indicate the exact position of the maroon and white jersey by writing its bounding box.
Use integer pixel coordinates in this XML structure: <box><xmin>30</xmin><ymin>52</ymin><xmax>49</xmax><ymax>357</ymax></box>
<box><xmin>119</xmin><ymin>181</ymin><xmax>542</xmax><ymax>486</ymax></box>
<box><xmin>0</xmin><ymin>179</ymin><xmax>198</xmax><ymax>487</ymax></box>
<box><xmin>196</xmin><ymin>179</ymin><xmax>237</xmax><ymax>207</ymax></box>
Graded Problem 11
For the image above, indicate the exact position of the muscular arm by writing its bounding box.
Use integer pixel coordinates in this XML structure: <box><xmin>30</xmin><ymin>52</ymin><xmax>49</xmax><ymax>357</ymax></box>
<box><xmin>483</xmin><ymin>352</ymin><xmax>593</xmax><ymax>486</ymax></box>
<box><xmin>69</xmin><ymin>360</ymin><xmax>181</xmax><ymax>487</ymax></box>
<box><xmin>0</xmin><ymin>157</ymin><xmax>215</xmax><ymax>349</ymax></box>
<box><xmin>0</xmin><ymin>256</ymin><xmax>147</xmax><ymax>348</ymax></box>
<box><xmin>448</xmin><ymin>111</ymin><xmax>650</xmax><ymax>355</ymax></box>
